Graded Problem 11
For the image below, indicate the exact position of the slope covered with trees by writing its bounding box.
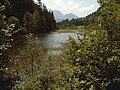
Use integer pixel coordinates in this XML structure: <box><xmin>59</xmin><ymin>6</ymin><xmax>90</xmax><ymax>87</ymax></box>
<box><xmin>1</xmin><ymin>0</ymin><xmax>56</xmax><ymax>34</ymax></box>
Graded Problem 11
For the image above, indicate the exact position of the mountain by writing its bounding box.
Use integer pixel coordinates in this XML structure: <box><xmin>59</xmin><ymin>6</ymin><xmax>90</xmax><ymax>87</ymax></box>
<box><xmin>53</xmin><ymin>10</ymin><xmax>64</xmax><ymax>22</ymax></box>
<box><xmin>64</xmin><ymin>13</ymin><xmax>78</xmax><ymax>20</ymax></box>
<box><xmin>53</xmin><ymin>10</ymin><xmax>79</xmax><ymax>22</ymax></box>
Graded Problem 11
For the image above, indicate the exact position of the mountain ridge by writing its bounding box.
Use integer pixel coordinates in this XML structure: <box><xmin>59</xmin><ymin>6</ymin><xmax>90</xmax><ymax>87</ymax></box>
<box><xmin>53</xmin><ymin>10</ymin><xmax>79</xmax><ymax>22</ymax></box>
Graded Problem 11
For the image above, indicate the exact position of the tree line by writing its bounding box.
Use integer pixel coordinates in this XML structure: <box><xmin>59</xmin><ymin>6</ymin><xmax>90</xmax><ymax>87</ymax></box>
<box><xmin>1</xmin><ymin>0</ymin><xmax>56</xmax><ymax>34</ymax></box>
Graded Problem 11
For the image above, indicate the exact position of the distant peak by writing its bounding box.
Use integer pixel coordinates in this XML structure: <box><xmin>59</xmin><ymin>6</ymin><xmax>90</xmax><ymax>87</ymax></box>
<box><xmin>52</xmin><ymin>10</ymin><xmax>78</xmax><ymax>22</ymax></box>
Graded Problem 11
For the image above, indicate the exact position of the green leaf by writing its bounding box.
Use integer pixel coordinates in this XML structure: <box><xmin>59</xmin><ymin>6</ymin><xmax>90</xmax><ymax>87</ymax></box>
<box><xmin>0</xmin><ymin>5</ymin><xmax>6</xmax><ymax>11</ymax></box>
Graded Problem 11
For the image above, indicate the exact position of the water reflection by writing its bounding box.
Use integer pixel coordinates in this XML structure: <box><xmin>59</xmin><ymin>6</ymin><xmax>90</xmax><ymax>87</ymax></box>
<box><xmin>8</xmin><ymin>32</ymin><xmax>82</xmax><ymax>55</ymax></box>
<box><xmin>36</xmin><ymin>32</ymin><xmax>82</xmax><ymax>48</ymax></box>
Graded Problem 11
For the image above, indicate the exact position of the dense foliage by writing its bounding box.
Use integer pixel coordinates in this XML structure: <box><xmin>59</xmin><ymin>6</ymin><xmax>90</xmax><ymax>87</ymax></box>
<box><xmin>2</xmin><ymin>0</ymin><xmax>56</xmax><ymax>34</ymax></box>
<box><xmin>0</xmin><ymin>3</ymin><xmax>15</xmax><ymax>89</ymax></box>
<box><xmin>10</xmin><ymin>35</ymin><xmax>65</xmax><ymax>90</ymax></box>
<box><xmin>65</xmin><ymin>30</ymin><xmax>120</xmax><ymax>89</ymax></box>
<box><xmin>57</xmin><ymin>18</ymin><xmax>85</xmax><ymax>29</ymax></box>
<box><xmin>63</xmin><ymin>1</ymin><xmax>120</xmax><ymax>90</ymax></box>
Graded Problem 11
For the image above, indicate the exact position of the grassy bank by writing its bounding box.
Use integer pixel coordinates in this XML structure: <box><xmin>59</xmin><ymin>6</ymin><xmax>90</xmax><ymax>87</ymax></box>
<box><xmin>55</xmin><ymin>26</ymin><xmax>85</xmax><ymax>34</ymax></box>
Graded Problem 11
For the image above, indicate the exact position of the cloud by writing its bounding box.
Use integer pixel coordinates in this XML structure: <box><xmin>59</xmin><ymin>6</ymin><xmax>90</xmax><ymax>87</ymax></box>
<box><xmin>51</xmin><ymin>0</ymin><xmax>65</xmax><ymax>7</ymax></box>
<box><xmin>40</xmin><ymin>0</ymin><xmax>100</xmax><ymax>17</ymax></box>
<box><xmin>61</xmin><ymin>0</ymin><xmax>99</xmax><ymax>17</ymax></box>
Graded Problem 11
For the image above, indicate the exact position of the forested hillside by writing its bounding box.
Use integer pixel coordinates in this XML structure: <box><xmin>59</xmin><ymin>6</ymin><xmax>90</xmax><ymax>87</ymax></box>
<box><xmin>1</xmin><ymin>0</ymin><xmax>56</xmax><ymax>34</ymax></box>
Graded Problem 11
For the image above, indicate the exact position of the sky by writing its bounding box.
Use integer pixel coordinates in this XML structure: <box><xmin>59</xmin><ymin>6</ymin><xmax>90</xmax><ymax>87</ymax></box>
<box><xmin>34</xmin><ymin>0</ymin><xmax>100</xmax><ymax>18</ymax></box>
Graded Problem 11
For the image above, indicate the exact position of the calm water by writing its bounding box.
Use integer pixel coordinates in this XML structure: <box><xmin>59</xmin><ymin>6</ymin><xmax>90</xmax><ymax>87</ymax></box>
<box><xmin>36</xmin><ymin>32</ymin><xmax>82</xmax><ymax>48</ymax></box>
<box><xmin>8</xmin><ymin>32</ymin><xmax>82</xmax><ymax>55</ymax></box>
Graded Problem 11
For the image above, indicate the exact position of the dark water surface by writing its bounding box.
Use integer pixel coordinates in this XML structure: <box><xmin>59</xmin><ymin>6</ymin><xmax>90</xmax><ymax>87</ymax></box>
<box><xmin>36</xmin><ymin>32</ymin><xmax>82</xmax><ymax>48</ymax></box>
<box><xmin>8</xmin><ymin>32</ymin><xmax>82</xmax><ymax>55</ymax></box>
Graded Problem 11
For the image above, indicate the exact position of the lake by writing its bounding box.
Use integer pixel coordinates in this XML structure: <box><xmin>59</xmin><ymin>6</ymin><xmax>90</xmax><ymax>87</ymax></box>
<box><xmin>8</xmin><ymin>32</ymin><xmax>82</xmax><ymax>55</ymax></box>
<box><xmin>36</xmin><ymin>32</ymin><xmax>82</xmax><ymax>48</ymax></box>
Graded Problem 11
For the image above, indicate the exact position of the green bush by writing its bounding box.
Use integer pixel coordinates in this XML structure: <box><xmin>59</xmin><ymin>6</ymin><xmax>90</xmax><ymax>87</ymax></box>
<box><xmin>64</xmin><ymin>29</ymin><xmax>120</xmax><ymax>90</ymax></box>
<box><xmin>0</xmin><ymin>4</ymin><xmax>15</xmax><ymax>90</ymax></box>
<box><xmin>10</xmin><ymin>34</ymin><xmax>67</xmax><ymax>90</ymax></box>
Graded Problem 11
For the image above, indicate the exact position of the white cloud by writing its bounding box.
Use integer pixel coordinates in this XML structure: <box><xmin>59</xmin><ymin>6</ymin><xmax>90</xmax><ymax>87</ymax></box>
<box><xmin>39</xmin><ymin>0</ymin><xmax>100</xmax><ymax>17</ymax></box>
<box><xmin>50</xmin><ymin>0</ymin><xmax>65</xmax><ymax>7</ymax></box>
<box><xmin>62</xmin><ymin>0</ymin><xmax>80</xmax><ymax>13</ymax></box>
<box><xmin>61</xmin><ymin>0</ymin><xmax>99</xmax><ymax>17</ymax></box>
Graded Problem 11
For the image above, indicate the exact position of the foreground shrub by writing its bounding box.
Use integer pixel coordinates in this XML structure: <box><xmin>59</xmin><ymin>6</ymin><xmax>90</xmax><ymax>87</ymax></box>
<box><xmin>64</xmin><ymin>29</ymin><xmax>120</xmax><ymax>90</ymax></box>
<box><xmin>9</xmin><ymin>34</ymin><xmax>66</xmax><ymax>90</ymax></box>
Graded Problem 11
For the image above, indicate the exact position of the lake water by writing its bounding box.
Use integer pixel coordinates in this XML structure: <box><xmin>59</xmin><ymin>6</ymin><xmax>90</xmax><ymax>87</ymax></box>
<box><xmin>8</xmin><ymin>32</ymin><xmax>82</xmax><ymax>55</ymax></box>
<box><xmin>36</xmin><ymin>32</ymin><xmax>82</xmax><ymax>48</ymax></box>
